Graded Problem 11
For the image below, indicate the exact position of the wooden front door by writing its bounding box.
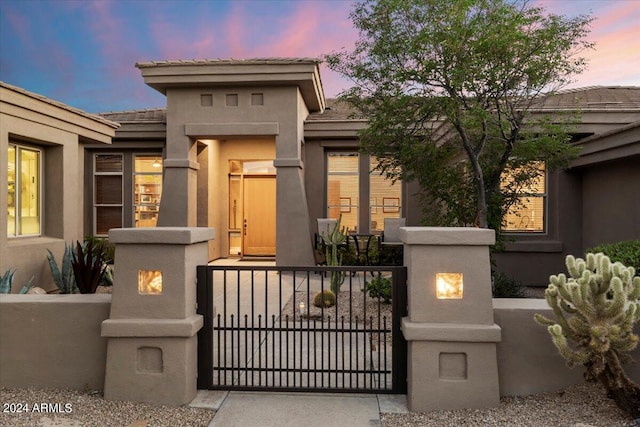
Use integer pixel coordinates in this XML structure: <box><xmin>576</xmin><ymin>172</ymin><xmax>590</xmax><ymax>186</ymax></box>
<box><xmin>243</xmin><ymin>176</ymin><xmax>276</xmax><ymax>256</ymax></box>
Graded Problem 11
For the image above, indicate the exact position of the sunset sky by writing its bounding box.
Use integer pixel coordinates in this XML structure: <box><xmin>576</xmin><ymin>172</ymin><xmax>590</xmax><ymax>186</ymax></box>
<box><xmin>1</xmin><ymin>0</ymin><xmax>638</xmax><ymax>113</ymax></box>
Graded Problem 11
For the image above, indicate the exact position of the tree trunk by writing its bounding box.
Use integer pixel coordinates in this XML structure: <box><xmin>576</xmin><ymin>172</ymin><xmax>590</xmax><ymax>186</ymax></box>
<box><xmin>597</xmin><ymin>365</ymin><xmax>640</xmax><ymax>419</ymax></box>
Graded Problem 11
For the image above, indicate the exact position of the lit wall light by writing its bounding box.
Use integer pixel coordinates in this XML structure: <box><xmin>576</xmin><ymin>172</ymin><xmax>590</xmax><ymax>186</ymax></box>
<box><xmin>152</xmin><ymin>158</ymin><xmax>162</xmax><ymax>168</ymax></box>
<box><xmin>138</xmin><ymin>270</ymin><xmax>163</xmax><ymax>295</ymax></box>
<box><xmin>436</xmin><ymin>273</ymin><xmax>463</xmax><ymax>299</ymax></box>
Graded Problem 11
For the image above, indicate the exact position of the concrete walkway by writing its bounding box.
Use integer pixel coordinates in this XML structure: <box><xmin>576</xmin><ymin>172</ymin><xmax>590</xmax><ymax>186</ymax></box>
<box><xmin>190</xmin><ymin>389</ymin><xmax>408</xmax><ymax>427</ymax></box>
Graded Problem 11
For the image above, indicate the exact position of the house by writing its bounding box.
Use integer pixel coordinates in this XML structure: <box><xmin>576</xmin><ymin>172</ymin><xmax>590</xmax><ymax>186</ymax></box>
<box><xmin>2</xmin><ymin>59</ymin><xmax>639</xmax><ymax>290</ymax></box>
<box><xmin>1</xmin><ymin>81</ymin><xmax>119</xmax><ymax>290</ymax></box>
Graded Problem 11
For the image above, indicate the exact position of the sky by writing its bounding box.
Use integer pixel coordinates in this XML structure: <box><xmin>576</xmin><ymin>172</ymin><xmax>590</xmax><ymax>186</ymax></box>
<box><xmin>1</xmin><ymin>0</ymin><xmax>639</xmax><ymax>114</ymax></box>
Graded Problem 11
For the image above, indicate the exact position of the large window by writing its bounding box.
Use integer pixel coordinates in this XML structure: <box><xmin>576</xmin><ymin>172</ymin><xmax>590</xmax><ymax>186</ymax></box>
<box><xmin>7</xmin><ymin>144</ymin><xmax>41</xmax><ymax>237</ymax></box>
<box><xmin>94</xmin><ymin>154</ymin><xmax>123</xmax><ymax>236</ymax></box>
<box><xmin>133</xmin><ymin>155</ymin><xmax>163</xmax><ymax>228</ymax></box>
<box><xmin>502</xmin><ymin>162</ymin><xmax>546</xmax><ymax>232</ymax></box>
<box><xmin>327</xmin><ymin>153</ymin><xmax>359</xmax><ymax>232</ymax></box>
<box><xmin>369</xmin><ymin>157</ymin><xmax>401</xmax><ymax>233</ymax></box>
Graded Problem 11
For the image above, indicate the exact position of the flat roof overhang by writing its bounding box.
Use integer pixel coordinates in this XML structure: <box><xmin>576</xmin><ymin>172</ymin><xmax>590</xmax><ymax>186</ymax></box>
<box><xmin>136</xmin><ymin>59</ymin><xmax>326</xmax><ymax>113</ymax></box>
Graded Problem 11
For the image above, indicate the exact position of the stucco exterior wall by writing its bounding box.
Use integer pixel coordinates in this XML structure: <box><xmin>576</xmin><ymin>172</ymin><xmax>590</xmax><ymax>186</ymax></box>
<box><xmin>494</xmin><ymin>299</ymin><xmax>640</xmax><ymax>396</ymax></box>
<box><xmin>0</xmin><ymin>294</ymin><xmax>111</xmax><ymax>390</ymax></box>
<box><xmin>581</xmin><ymin>155</ymin><xmax>640</xmax><ymax>250</ymax></box>
<box><xmin>0</xmin><ymin>84</ymin><xmax>116</xmax><ymax>291</ymax></box>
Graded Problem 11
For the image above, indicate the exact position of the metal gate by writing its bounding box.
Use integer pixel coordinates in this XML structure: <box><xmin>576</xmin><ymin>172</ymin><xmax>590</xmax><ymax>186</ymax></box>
<box><xmin>197</xmin><ymin>265</ymin><xmax>407</xmax><ymax>393</ymax></box>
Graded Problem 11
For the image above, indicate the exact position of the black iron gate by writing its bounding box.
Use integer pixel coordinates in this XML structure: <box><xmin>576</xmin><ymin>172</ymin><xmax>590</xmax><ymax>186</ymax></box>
<box><xmin>197</xmin><ymin>265</ymin><xmax>407</xmax><ymax>393</ymax></box>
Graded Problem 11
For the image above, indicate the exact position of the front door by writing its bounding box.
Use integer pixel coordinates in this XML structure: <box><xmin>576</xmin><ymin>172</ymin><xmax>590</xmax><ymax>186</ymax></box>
<box><xmin>243</xmin><ymin>176</ymin><xmax>276</xmax><ymax>256</ymax></box>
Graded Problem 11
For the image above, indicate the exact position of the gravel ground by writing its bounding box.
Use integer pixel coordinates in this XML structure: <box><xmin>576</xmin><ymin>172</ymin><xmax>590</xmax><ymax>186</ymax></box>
<box><xmin>0</xmin><ymin>388</ymin><xmax>214</xmax><ymax>427</ymax></box>
<box><xmin>382</xmin><ymin>383</ymin><xmax>636</xmax><ymax>427</ymax></box>
<box><xmin>2</xmin><ymin>383</ymin><xmax>636</xmax><ymax>427</ymax></box>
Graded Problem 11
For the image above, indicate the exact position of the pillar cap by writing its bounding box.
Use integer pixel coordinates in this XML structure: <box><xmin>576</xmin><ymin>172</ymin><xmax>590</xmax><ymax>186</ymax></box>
<box><xmin>400</xmin><ymin>227</ymin><xmax>495</xmax><ymax>246</ymax></box>
<box><xmin>109</xmin><ymin>227</ymin><xmax>215</xmax><ymax>245</ymax></box>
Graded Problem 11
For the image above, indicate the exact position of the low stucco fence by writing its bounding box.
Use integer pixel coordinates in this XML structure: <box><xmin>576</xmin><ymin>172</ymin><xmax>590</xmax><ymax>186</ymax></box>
<box><xmin>1</xmin><ymin>294</ymin><xmax>639</xmax><ymax>397</ymax></box>
<box><xmin>0</xmin><ymin>294</ymin><xmax>111</xmax><ymax>390</ymax></box>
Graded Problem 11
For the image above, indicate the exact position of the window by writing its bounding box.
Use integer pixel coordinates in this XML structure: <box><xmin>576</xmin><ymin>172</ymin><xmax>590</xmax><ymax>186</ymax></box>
<box><xmin>7</xmin><ymin>144</ymin><xmax>41</xmax><ymax>237</ymax></box>
<box><xmin>133</xmin><ymin>155</ymin><xmax>163</xmax><ymax>228</ymax></box>
<box><xmin>327</xmin><ymin>153</ymin><xmax>359</xmax><ymax>232</ymax></box>
<box><xmin>94</xmin><ymin>154</ymin><xmax>123</xmax><ymax>235</ymax></box>
<box><xmin>369</xmin><ymin>157</ymin><xmax>401</xmax><ymax>233</ymax></box>
<box><xmin>502</xmin><ymin>162</ymin><xmax>546</xmax><ymax>232</ymax></box>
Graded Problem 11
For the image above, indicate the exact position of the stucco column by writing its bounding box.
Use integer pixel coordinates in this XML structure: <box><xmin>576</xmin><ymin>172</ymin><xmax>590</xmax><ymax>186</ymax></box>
<box><xmin>274</xmin><ymin>158</ymin><xmax>315</xmax><ymax>266</ymax></box>
<box><xmin>102</xmin><ymin>227</ymin><xmax>214</xmax><ymax>406</ymax></box>
<box><xmin>400</xmin><ymin>227</ymin><xmax>501</xmax><ymax>412</ymax></box>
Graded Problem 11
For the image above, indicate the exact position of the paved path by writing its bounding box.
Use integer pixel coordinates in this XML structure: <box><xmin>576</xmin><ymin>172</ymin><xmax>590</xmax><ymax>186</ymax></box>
<box><xmin>190</xmin><ymin>390</ymin><xmax>408</xmax><ymax>427</ymax></box>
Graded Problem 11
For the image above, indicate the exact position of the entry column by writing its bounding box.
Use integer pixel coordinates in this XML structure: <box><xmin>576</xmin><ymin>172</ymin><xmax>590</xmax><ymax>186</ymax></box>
<box><xmin>400</xmin><ymin>227</ymin><xmax>501</xmax><ymax>411</ymax></box>
<box><xmin>102</xmin><ymin>227</ymin><xmax>215</xmax><ymax>406</ymax></box>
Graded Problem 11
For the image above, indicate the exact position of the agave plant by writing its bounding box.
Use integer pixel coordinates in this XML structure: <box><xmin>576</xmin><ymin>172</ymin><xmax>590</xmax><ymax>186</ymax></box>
<box><xmin>47</xmin><ymin>244</ymin><xmax>78</xmax><ymax>293</ymax></box>
<box><xmin>0</xmin><ymin>269</ymin><xmax>35</xmax><ymax>294</ymax></box>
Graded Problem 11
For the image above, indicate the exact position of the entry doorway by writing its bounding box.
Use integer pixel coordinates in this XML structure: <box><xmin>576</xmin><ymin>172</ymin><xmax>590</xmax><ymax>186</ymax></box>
<box><xmin>228</xmin><ymin>160</ymin><xmax>276</xmax><ymax>257</ymax></box>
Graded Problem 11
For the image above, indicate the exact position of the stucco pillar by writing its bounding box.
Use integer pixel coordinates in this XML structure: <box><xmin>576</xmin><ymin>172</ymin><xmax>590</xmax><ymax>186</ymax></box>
<box><xmin>400</xmin><ymin>227</ymin><xmax>501</xmax><ymax>412</ymax></box>
<box><xmin>274</xmin><ymin>158</ymin><xmax>315</xmax><ymax>266</ymax></box>
<box><xmin>102</xmin><ymin>227</ymin><xmax>214</xmax><ymax>406</ymax></box>
<box><xmin>157</xmin><ymin>159</ymin><xmax>199</xmax><ymax>227</ymax></box>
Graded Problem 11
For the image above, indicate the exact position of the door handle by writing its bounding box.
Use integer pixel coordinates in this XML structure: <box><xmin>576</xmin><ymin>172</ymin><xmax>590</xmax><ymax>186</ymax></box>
<box><xmin>243</xmin><ymin>219</ymin><xmax>247</xmax><ymax>235</ymax></box>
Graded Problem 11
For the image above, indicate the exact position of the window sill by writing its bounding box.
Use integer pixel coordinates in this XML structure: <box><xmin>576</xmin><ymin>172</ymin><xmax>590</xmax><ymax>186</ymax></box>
<box><xmin>503</xmin><ymin>240</ymin><xmax>563</xmax><ymax>253</ymax></box>
<box><xmin>7</xmin><ymin>236</ymin><xmax>64</xmax><ymax>248</ymax></box>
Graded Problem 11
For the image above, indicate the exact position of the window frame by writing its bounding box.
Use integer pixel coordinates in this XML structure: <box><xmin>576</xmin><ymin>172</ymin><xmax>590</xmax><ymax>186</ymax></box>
<box><xmin>7</xmin><ymin>142</ymin><xmax>43</xmax><ymax>238</ymax></box>
<box><xmin>326</xmin><ymin>151</ymin><xmax>360</xmax><ymax>232</ymax></box>
<box><xmin>501</xmin><ymin>162</ymin><xmax>548</xmax><ymax>234</ymax></box>
<box><xmin>93</xmin><ymin>153</ymin><xmax>124</xmax><ymax>237</ymax></box>
<box><xmin>132</xmin><ymin>154</ymin><xmax>163</xmax><ymax>228</ymax></box>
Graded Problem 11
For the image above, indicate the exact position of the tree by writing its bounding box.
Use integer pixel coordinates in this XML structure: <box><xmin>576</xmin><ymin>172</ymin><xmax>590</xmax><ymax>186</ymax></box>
<box><xmin>325</xmin><ymin>0</ymin><xmax>593</xmax><ymax>236</ymax></box>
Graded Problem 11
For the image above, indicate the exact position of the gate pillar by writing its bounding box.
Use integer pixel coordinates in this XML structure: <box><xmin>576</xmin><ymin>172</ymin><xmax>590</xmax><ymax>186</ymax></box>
<box><xmin>400</xmin><ymin>227</ymin><xmax>501</xmax><ymax>412</ymax></box>
<box><xmin>102</xmin><ymin>227</ymin><xmax>214</xmax><ymax>406</ymax></box>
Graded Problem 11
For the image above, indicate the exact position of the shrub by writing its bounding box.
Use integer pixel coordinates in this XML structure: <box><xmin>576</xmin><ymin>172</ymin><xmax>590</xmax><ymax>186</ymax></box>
<box><xmin>47</xmin><ymin>239</ymin><xmax>109</xmax><ymax>294</ymax></box>
<box><xmin>492</xmin><ymin>271</ymin><xmax>526</xmax><ymax>298</ymax></box>
<box><xmin>534</xmin><ymin>253</ymin><xmax>640</xmax><ymax>418</ymax></box>
<box><xmin>84</xmin><ymin>235</ymin><xmax>115</xmax><ymax>264</ymax></box>
<box><xmin>313</xmin><ymin>290</ymin><xmax>336</xmax><ymax>308</ymax></box>
<box><xmin>366</xmin><ymin>275</ymin><xmax>392</xmax><ymax>303</ymax></box>
<box><xmin>586</xmin><ymin>240</ymin><xmax>640</xmax><ymax>273</ymax></box>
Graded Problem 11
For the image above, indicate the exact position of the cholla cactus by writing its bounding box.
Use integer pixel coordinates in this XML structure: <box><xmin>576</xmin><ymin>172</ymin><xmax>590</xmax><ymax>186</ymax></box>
<box><xmin>321</xmin><ymin>216</ymin><xmax>347</xmax><ymax>294</ymax></box>
<box><xmin>535</xmin><ymin>253</ymin><xmax>640</xmax><ymax>418</ymax></box>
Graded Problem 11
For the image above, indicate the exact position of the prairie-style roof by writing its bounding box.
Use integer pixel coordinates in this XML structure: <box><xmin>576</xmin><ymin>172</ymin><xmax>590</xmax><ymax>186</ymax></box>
<box><xmin>530</xmin><ymin>86</ymin><xmax>640</xmax><ymax>111</ymax></box>
<box><xmin>1</xmin><ymin>81</ymin><xmax>119</xmax><ymax>129</ymax></box>
<box><xmin>100</xmin><ymin>108</ymin><xmax>166</xmax><ymax>123</ymax></box>
<box><xmin>99</xmin><ymin>86</ymin><xmax>639</xmax><ymax>127</ymax></box>
<box><xmin>135</xmin><ymin>57</ymin><xmax>322</xmax><ymax>68</ymax></box>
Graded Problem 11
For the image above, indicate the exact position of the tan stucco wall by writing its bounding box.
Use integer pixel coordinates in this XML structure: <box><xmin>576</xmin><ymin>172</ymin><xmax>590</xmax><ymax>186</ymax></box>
<box><xmin>581</xmin><ymin>155</ymin><xmax>640</xmax><ymax>249</ymax></box>
<box><xmin>494</xmin><ymin>299</ymin><xmax>640</xmax><ymax>396</ymax></box>
<box><xmin>0</xmin><ymin>85</ymin><xmax>116</xmax><ymax>291</ymax></box>
<box><xmin>0</xmin><ymin>294</ymin><xmax>111</xmax><ymax>390</ymax></box>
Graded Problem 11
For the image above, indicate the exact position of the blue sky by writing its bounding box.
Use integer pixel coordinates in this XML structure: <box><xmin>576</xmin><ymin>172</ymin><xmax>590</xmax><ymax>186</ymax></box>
<box><xmin>1</xmin><ymin>0</ymin><xmax>639</xmax><ymax>114</ymax></box>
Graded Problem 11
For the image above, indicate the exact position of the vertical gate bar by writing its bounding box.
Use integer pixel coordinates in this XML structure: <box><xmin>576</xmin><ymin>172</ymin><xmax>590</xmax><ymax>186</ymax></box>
<box><xmin>258</xmin><ymin>314</ymin><xmax>262</xmax><ymax>386</ymax></box>
<box><xmin>196</xmin><ymin>265</ymin><xmax>212</xmax><ymax>389</ymax></box>
<box><xmin>222</xmin><ymin>271</ymin><xmax>228</xmax><ymax>386</ymax></box>
<box><xmin>292</xmin><ymin>272</ymin><xmax>297</xmax><ymax>388</ymax></box>
<box><xmin>236</xmin><ymin>270</ymin><xmax>241</xmax><ymax>386</ymax></box>
<box><xmin>392</xmin><ymin>267</ymin><xmax>408</xmax><ymax>393</ymax></box>
<box><xmin>278</xmin><ymin>270</ymin><xmax>283</xmax><ymax>388</ymax></box>
<box><xmin>383</xmin><ymin>316</ymin><xmax>388</xmax><ymax>390</ymax></box>
<box><xmin>355</xmin><ymin>315</ymin><xmax>359</xmax><ymax>389</ymax></box>
<box><xmin>377</xmin><ymin>272</ymin><xmax>382</xmax><ymax>389</ymax></box>
<box><xmin>244</xmin><ymin>314</ymin><xmax>248</xmax><ymax>388</ymax></box>
<box><xmin>271</xmin><ymin>313</ymin><xmax>276</xmax><ymax>387</ymax></box>
<box><xmin>264</xmin><ymin>270</ymin><xmax>268</xmax><ymax>386</ymax></box>
<box><xmin>251</xmin><ymin>271</ymin><xmax>255</xmax><ymax>387</ymax></box>
<box><xmin>230</xmin><ymin>314</ymin><xmax>235</xmax><ymax>386</ymax></box>
<box><xmin>341</xmin><ymin>315</ymin><xmax>345</xmax><ymax>389</ymax></box>
<box><xmin>286</xmin><ymin>314</ymin><xmax>290</xmax><ymax>388</ymax></box>
<box><xmin>305</xmin><ymin>270</ymin><xmax>311</xmax><ymax>389</ymax></box>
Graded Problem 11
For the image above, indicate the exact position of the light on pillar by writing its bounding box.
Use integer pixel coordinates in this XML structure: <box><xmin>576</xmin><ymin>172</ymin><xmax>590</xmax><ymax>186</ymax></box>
<box><xmin>138</xmin><ymin>270</ymin><xmax>163</xmax><ymax>294</ymax></box>
<box><xmin>436</xmin><ymin>273</ymin><xmax>463</xmax><ymax>299</ymax></box>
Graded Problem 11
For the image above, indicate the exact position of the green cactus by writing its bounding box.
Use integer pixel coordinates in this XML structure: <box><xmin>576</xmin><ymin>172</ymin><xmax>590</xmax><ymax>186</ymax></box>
<box><xmin>321</xmin><ymin>215</ymin><xmax>347</xmax><ymax>294</ymax></box>
<box><xmin>313</xmin><ymin>290</ymin><xmax>336</xmax><ymax>308</ymax></box>
<box><xmin>0</xmin><ymin>269</ymin><xmax>35</xmax><ymax>294</ymax></box>
<box><xmin>535</xmin><ymin>253</ymin><xmax>640</xmax><ymax>418</ymax></box>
